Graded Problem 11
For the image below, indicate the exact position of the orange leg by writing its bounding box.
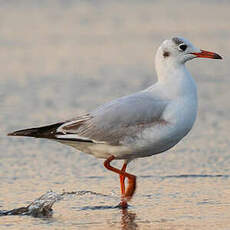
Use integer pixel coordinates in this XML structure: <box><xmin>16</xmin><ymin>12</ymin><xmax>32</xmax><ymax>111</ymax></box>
<box><xmin>104</xmin><ymin>155</ymin><xmax>136</xmax><ymax>209</ymax></box>
<box><xmin>120</xmin><ymin>162</ymin><xmax>127</xmax><ymax>207</ymax></box>
<box><xmin>120</xmin><ymin>162</ymin><xmax>127</xmax><ymax>195</ymax></box>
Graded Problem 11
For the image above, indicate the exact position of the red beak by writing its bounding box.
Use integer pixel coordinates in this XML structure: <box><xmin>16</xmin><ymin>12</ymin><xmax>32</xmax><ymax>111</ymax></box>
<box><xmin>191</xmin><ymin>49</ymin><xmax>222</xmax><ymax>59</ymax></box>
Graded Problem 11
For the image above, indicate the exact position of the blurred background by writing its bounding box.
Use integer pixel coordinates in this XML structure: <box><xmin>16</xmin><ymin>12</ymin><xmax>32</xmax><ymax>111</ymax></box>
<box><xmin>0</xmin><ymin>0</ymin><xmax>230</xmax><ymax>229</ymax></box>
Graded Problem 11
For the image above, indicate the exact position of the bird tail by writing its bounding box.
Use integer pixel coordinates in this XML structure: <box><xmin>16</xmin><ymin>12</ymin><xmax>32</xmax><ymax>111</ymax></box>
<box><xmin>7</xmin><ymin>122</ymin><xmax>63</xmax><ymax>138</ymax></box>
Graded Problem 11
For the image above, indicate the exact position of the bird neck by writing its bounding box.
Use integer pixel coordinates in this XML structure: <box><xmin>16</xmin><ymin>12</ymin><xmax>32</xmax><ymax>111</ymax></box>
<box><xmin>155</xmin><ymin>56</ymin><xmax>185</xmax><ymax>82</ymax></box>
<box><xmin>154</xmin><ymin>59</ymin><xmax>197</xmax><ymax>98</ymax></box>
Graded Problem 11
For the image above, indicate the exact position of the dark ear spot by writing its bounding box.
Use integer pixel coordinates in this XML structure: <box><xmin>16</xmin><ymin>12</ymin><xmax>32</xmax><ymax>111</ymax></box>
<box><xmin>163</xmin><ymin>51</ymin><xmax>170</xmax><ymax>58</ymax></box>
<box><xmin>172</xmin><ymin>37</ymin><xmax>183</xmax><ymax>45</ymax></box>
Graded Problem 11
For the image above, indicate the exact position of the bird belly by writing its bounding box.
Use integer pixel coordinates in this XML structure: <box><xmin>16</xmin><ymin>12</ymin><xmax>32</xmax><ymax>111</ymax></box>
<box><xmin>57</xmin><ymin>139</ymin><xmax>133</xmax><ymax>159</ymax></box>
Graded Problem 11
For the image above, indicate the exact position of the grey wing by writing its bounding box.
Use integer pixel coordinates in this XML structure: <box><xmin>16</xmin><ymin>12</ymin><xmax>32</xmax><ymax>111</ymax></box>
<box><xmin>57</xmin><ymin>91</ymin><xmax>169</xmax><ymax>145</ymax></box>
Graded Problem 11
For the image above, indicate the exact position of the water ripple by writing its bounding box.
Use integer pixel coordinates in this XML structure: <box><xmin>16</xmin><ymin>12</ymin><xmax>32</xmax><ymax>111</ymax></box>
<box><xmin>140</xmin><ymin>174</ymin><xmax>230</xmax><ymax>179</ymax></box>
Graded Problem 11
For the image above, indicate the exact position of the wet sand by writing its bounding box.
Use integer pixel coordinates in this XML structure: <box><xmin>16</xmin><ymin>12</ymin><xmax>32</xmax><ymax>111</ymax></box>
<box><xmin>0</xmin><ymin>0</ymin><xmax>230</xmax><ymax>229</ymax></box>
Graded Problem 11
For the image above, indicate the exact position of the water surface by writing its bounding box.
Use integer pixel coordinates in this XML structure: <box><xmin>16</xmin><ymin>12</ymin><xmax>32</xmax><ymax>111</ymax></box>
<box><xmin>0</xmin><ymin>1</ymin><xmax>230</xmax><ymax>229</ymax></box>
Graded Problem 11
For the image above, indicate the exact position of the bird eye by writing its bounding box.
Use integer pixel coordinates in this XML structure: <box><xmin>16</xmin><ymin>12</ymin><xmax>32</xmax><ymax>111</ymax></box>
<box><xmin>178</xmin><ymin>44</ymin><xmax>187</xmax><ymax>51</ymax></box>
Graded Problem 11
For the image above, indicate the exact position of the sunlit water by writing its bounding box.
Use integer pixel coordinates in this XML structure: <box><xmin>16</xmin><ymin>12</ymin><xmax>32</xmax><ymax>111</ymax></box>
<box><xmin>0</xmin><ymin>0</ymin><xmax>230</xmax><ymax>229</ymax></box>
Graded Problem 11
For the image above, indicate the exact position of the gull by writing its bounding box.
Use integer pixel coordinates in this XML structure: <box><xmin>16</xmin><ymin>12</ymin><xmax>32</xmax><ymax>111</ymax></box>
<box><xmin>8</xmin><ymin>37</ymin><xmax>222</xmax><ymax>209</ymax></box>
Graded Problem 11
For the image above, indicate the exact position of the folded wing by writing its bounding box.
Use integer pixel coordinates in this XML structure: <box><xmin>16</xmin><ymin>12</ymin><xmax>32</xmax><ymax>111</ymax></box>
<box><xmin>56</xmin><ymin>92</ymin><xmax>169</xmax><ymax>145</ymax></box>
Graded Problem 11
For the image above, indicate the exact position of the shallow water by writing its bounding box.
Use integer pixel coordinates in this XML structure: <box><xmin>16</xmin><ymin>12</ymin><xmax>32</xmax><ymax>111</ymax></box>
<box><xmin>1</xmin><ymin>0</ymin><xmax>230</xmax><ymax>229</ymax></box>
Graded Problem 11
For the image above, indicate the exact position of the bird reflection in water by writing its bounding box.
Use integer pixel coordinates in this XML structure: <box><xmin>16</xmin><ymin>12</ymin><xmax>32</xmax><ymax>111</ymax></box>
<box><xmin>120</xmin><ymin>209</ymin><xmax>138</xmax><ymax>230</ymax></box>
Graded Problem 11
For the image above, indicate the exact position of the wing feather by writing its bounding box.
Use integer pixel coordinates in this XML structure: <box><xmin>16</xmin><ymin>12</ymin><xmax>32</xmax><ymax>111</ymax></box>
<box><xmin>56</xmin><ymin>92</ymin><xmax>169</xmax><ymax>145</ymax></box>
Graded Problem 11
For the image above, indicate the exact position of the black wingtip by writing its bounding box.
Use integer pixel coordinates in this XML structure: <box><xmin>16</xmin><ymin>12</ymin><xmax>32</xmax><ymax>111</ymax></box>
<box><xmin>7</xmin><ymin>122</ymin><xmax>64</xmax><ymax>138</ymax></box>
<box><xmin>7</xmin><ymin>129</ymin><xmax>35</xmax><ymax>137</ymax></box>
<box><xmin>7</xmin><ymin>132</ymin><xmax>15</xmax><ymax>136</ymax></box>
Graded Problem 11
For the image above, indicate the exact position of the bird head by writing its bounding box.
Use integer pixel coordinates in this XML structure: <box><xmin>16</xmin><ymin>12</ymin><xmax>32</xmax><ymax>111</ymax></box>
<box><xmin>156</xmin><ymin>36</ymin><xmax>222</xmax><ymax>66</ymax></box>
